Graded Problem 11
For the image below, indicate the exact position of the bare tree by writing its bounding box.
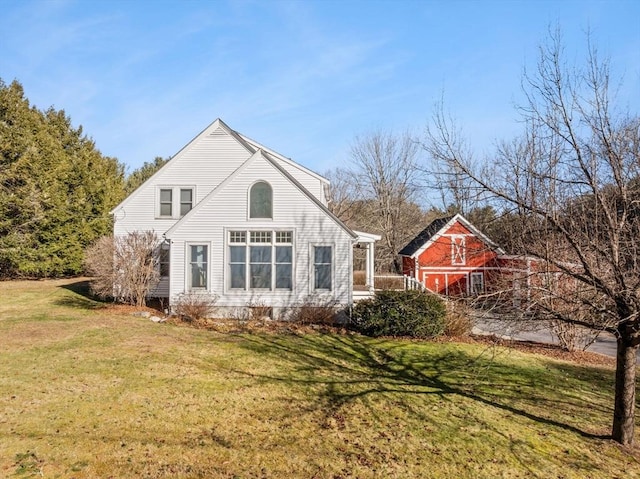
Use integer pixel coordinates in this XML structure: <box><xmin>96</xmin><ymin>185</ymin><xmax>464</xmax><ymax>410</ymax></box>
<box><xmin>85</xmin><ymin>231</ymin><xmax>160</xmax><ymax>307</ymax></box>
<box><xmin>349</xmin><ymin>130</ymin><xmax>424</xmax><ymax>273</ymax></box>
<box><xmin>325</xmin><ymin>166</ymin><xmax>362</xmax><ymax>225</ymax></box>
<box><xmin>424</xmin><ymin>28</ymin><xmax>640</xmax><ymax>445</ymax></box>
<box><xmin>423</xmin><ymin>99</ymin><xmax>485</xmax><ymax>215</ymax></box>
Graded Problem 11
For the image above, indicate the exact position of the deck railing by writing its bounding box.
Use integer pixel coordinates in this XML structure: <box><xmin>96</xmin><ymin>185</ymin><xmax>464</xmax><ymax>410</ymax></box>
<box><xmin>353</xmin><ymin>274</ymin><xmax>426</xmax><ymax>301</ymax></box>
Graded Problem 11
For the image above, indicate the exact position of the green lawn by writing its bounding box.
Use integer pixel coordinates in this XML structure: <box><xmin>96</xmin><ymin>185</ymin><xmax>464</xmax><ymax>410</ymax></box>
<box><xmin>0</xmin><ymin>279</ymin><xmax>638</xmax><ymax>478</ymax></box>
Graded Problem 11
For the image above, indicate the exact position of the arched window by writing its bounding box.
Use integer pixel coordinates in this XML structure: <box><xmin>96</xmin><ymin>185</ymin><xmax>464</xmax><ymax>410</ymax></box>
<box><xmin>249</xmin><ymin>181</ymin><xmax>272</xmax><ymax>219</ymax></box>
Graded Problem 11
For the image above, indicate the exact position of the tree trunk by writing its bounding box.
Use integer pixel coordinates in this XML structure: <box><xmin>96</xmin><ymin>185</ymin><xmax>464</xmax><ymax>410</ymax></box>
<box><xmin>612</xmin><ymin>334</ymin><xmax>639</xmax><ymax>445</ymax></box>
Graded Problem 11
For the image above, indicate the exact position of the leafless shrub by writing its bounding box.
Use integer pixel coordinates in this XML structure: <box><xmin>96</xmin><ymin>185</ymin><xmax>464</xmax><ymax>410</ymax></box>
<box><xmin>374</xmin><ymin>275</ymin><xmax>404</xmax><ymax>290</ymax></box>
<box><xmin>550</xmin><ymin>320</ymin><xmax>600</xmax><ymax>352</ymax></box>
<box><xmin>248</xmin><ymin>299</ymin><xmax>272</xmax><ymax>321</ymax></box>
<box><xmin>85</xmin><ymin>232</ymin><xmax>159</xmax><ymax>307</ymax></box>
<box><xmin>444</xmin><ymin>299</ymin><xmax>473</xmax><ymax>337</ymax></box>
<box><xmin>174</xmin><ymin>292</ymin><xmax>218</xmax><ymax>322</ymax></box>
<box><xmin>286</xmin><ymin>297</ymin><xmax>341</xmax><ymax>325</ymax></box>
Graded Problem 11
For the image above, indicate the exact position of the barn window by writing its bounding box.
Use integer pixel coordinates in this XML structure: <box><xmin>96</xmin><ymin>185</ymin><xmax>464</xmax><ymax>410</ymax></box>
<box><xmin>470</xmin><ymin>272</ymin><xmax>484</xmax><ymax>294</ymax></box>
<box><xmin>451</xmin><ymin>236</ymin><xmax>466</xmax><ymax>265</ymax></box>
<box><xmin>249</xmin><ymin>181</ymin><xmax>272</xmax><ymax>219</ymax></box>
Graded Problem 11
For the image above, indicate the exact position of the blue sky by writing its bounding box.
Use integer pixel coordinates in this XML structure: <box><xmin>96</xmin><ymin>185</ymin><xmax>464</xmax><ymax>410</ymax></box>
<box><xmin>1</xmin><ymin>0</ymin><xmax>639</xmax><ymax>176</ymax></box>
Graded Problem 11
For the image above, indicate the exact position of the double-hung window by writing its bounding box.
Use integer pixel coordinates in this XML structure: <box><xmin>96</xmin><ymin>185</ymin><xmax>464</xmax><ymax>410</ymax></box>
<box><xmin>189</xmin><ymin>244</ymin><xmax>208</xmax><ymax>289</ymax></box>
<box><xmin>180</xmin><ymin>189</ymin><xmax>193</xmax><ymax>216</ymax></box>
<box><xmin>313</xmin><ymin>245</ymin><xmax>332</xmax><ymax>291</ymax></box>
<box><xmin>159</xmin><ymin>189</ymin><xmax>173</xmax><ymax>217</ymax></box>
<box><xmin>228</xmin><ymin>230</ymin><xmax>293</xmax><ymax>290</ymax></box>
<box><xmin>157</xmin><ymin>187</ymin><xmax>194</xmax><ymax>218</ymax></box>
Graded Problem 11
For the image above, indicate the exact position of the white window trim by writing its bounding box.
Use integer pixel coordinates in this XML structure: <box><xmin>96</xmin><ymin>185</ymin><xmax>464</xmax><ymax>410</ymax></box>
<box><xmin>224</xmin><ymin>229</ymin><xmax>294</xmax><ymax>293</ymax></box>
<box><xmin>156</xmin><ymin>185</ymin><xmax>196</xmax><ymax>219</ymax></box>
<box><xmin>186</xmin><ymin>242</ymin><xmax>209</xmax><ymax>291</ymax></box>
<box><xmin>451</xmin><ymin>235</ymin><xmax>466</xmax><ymax>265</ymax></box>
<box><xmin>310</xmin><ymin>243</ymin><xmax>334</xmax><ymax>293</ymax></box>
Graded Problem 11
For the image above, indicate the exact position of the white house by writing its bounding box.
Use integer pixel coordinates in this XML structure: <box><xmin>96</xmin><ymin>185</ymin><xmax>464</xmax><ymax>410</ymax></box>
<box><xmin>111</xmin><ymin>119</ymin><xmax>378</xmax><ymax>317</ymax></box>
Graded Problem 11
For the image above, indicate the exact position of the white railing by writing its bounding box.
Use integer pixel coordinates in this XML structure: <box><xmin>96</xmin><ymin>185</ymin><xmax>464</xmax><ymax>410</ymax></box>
<box><xmin>353</xmin><ymin>274</ymin><xmax>426</xmax><ymax>302</ymax></box>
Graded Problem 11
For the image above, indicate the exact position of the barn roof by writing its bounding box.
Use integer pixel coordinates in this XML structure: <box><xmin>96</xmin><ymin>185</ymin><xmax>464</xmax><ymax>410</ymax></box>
<box><xmin>398</xmin><ymin>213</ymin><xmax>505</xmax><ymax>257</ymax></box>
<box><xmin>398</xmin><ymin>215</ymin><xmax>454</xmax><ymax>256</ymax></box>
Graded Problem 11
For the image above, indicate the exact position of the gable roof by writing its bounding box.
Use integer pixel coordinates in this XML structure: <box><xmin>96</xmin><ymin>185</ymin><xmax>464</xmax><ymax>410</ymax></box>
<box><xmin>110</xmin><ymin>118</ymin><xmax>252</xmax><ymax>214</ymax></box>
<box><xmin>238</xmin><ymin>133</ymin><xmax>328</xmax><ymax>185</ymax></box>
<box><xmin>398</xmin><ymin>216</ymin><xmax>454</xmax><ymax>256</ymax></box>
<box><xmin>164</xmin><ymin>148</ymin><xmax>357</xmax><ymax>240</ymax></box>
<box><xmin>398</xmin><ymin>213</ymin><xmax>505</xmax><ymax>257</ymax></box>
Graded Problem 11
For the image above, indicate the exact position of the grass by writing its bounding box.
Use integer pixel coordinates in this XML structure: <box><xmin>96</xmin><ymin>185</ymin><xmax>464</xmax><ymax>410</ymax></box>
<box><xmin>0</xmin><ymin>278</ymin><xmax>638</xmax><ymax>478</ymax></box>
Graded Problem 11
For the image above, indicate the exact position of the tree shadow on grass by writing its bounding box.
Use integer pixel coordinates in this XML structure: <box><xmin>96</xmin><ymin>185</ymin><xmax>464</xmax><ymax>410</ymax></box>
<box><xmin>231</xmin><ymin>332</ymin><xmax>611</xmax><ymax>441</ymax></box>
<box><xmin>56</xmin><ymin>279</ymin><xmax>107</xmax><ymax>310</ymax></box>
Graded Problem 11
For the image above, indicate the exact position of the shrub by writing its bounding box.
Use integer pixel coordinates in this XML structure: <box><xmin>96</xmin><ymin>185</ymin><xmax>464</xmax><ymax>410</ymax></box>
<box><xmin>286</xmin><ymin>297</ymin><xmax>341</xmax><ymax>325</ymax></box>
<box><xmin>350</xmin><ymin>290</ymin><xmax>446</xmax><ymax>338</ymax></box>
<box><xmin>248</xmin><ymin>300</ymin><xmax>272</xmax><ymax>321</ymax></box>
<box><xmin>173</xmin><ymin>292</ymin><xmax>218</xmax><ymax>321</ymax></box>
<box><xmin>84</xmin><ymin>232</ymin><xmax>159</xmax><ymax>307</ymax></box>
<box><xmin>444</xmin><ymin>299</ymin><xmax>473</xmax><ymax>337</ymax></box>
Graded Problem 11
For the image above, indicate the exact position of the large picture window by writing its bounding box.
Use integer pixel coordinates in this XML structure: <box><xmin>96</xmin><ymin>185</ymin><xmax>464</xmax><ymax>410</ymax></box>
<box><xmin>249</xmin><ymin>181</ymin><xmax>272</xmax><ymax>219</ymax></box>
<box><xmin>228</xmin><ymin>230</ymin><xmax>292</xmax><ymax>290</ymax></box>
<box><xmin>189</xmin><ymin>244</ymin><xmax>208</xmax><ymax>289</ymax></box>
<box><xmin>313</xmin><ymin>245</ymin><xmax>332</xmax><ymax>290</ymax></box>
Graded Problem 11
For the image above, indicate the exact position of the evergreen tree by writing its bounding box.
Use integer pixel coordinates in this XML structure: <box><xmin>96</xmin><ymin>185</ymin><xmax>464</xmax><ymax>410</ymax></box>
<box><xmin>124</xmin><ymin>156</ymin><xmax>169</xmax><ymax>195</ymax></box>
<box><xmin>0</xmin><ymin>79</ymin><xmax>126</xmax><ymax>277</ymax></box>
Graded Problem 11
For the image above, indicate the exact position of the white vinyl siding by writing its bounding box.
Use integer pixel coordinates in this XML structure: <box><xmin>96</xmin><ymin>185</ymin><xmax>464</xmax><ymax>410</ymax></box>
<box><xmin>113</xmin><ymin>124</ymin><xmax>254</xmax><ymax>235</ymax></box>
<box><xmin>167</xmin><ymin>153</ymin><xmax>353</xmax><ymax>308</ymax></box>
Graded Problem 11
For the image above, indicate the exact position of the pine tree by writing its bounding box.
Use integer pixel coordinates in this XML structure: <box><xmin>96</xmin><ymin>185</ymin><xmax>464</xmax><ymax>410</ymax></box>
<box><xmin>0</xmin><ymin>79</ymin><xmax>126</xmax><ymax>277</ymax></box>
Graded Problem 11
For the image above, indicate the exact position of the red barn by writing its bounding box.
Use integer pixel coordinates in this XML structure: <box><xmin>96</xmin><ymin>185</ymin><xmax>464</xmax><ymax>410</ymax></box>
<box><xmin>399</xmin><ymin>214</ymin><xmax>506</xmax><ymax>296</ymax></box>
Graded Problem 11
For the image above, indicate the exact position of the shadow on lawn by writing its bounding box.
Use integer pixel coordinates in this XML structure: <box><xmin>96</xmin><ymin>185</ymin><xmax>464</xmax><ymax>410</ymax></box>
<box><xmin>56</xmin><ymin>279</ymin><xmax>106</xmax><ymax>310</ymax></box>
<box><xmin>233</xmin><ymin>332</ymin><xmax>611</xmax><ymax>441</ymax></box>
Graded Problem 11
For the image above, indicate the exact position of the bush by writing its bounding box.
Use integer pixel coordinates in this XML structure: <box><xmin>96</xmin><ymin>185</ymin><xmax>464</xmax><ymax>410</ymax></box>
<box><xmin>350</xmin><ymin>290</ymin><xmax>446</xmax><ymax>338</ymax></box>
<box><xmin>444</xmin><ymin>300</ymin><xmax>473</xmax><ymax>337</ymax></box>
<box><xmin>286</xmin><ymin>297</ymin><xmax>341</xmax><ymax>325</ymax></box>
<box><xmin>84</xmin><ymin>232</ymin><xmax>159</xmax><ymax>307</ymax></box>
<box><xmin>173</xmin><ymin>292</ymin><xmax>218</xmax><ymax>321</ymax></box>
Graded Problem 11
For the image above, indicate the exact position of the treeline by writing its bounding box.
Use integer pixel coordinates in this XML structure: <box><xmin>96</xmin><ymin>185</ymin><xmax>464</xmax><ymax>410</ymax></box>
<box><xmin>0</xmin><ymin>79</ymin><xmax>167</xmax><ymax>278</ymax></box>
